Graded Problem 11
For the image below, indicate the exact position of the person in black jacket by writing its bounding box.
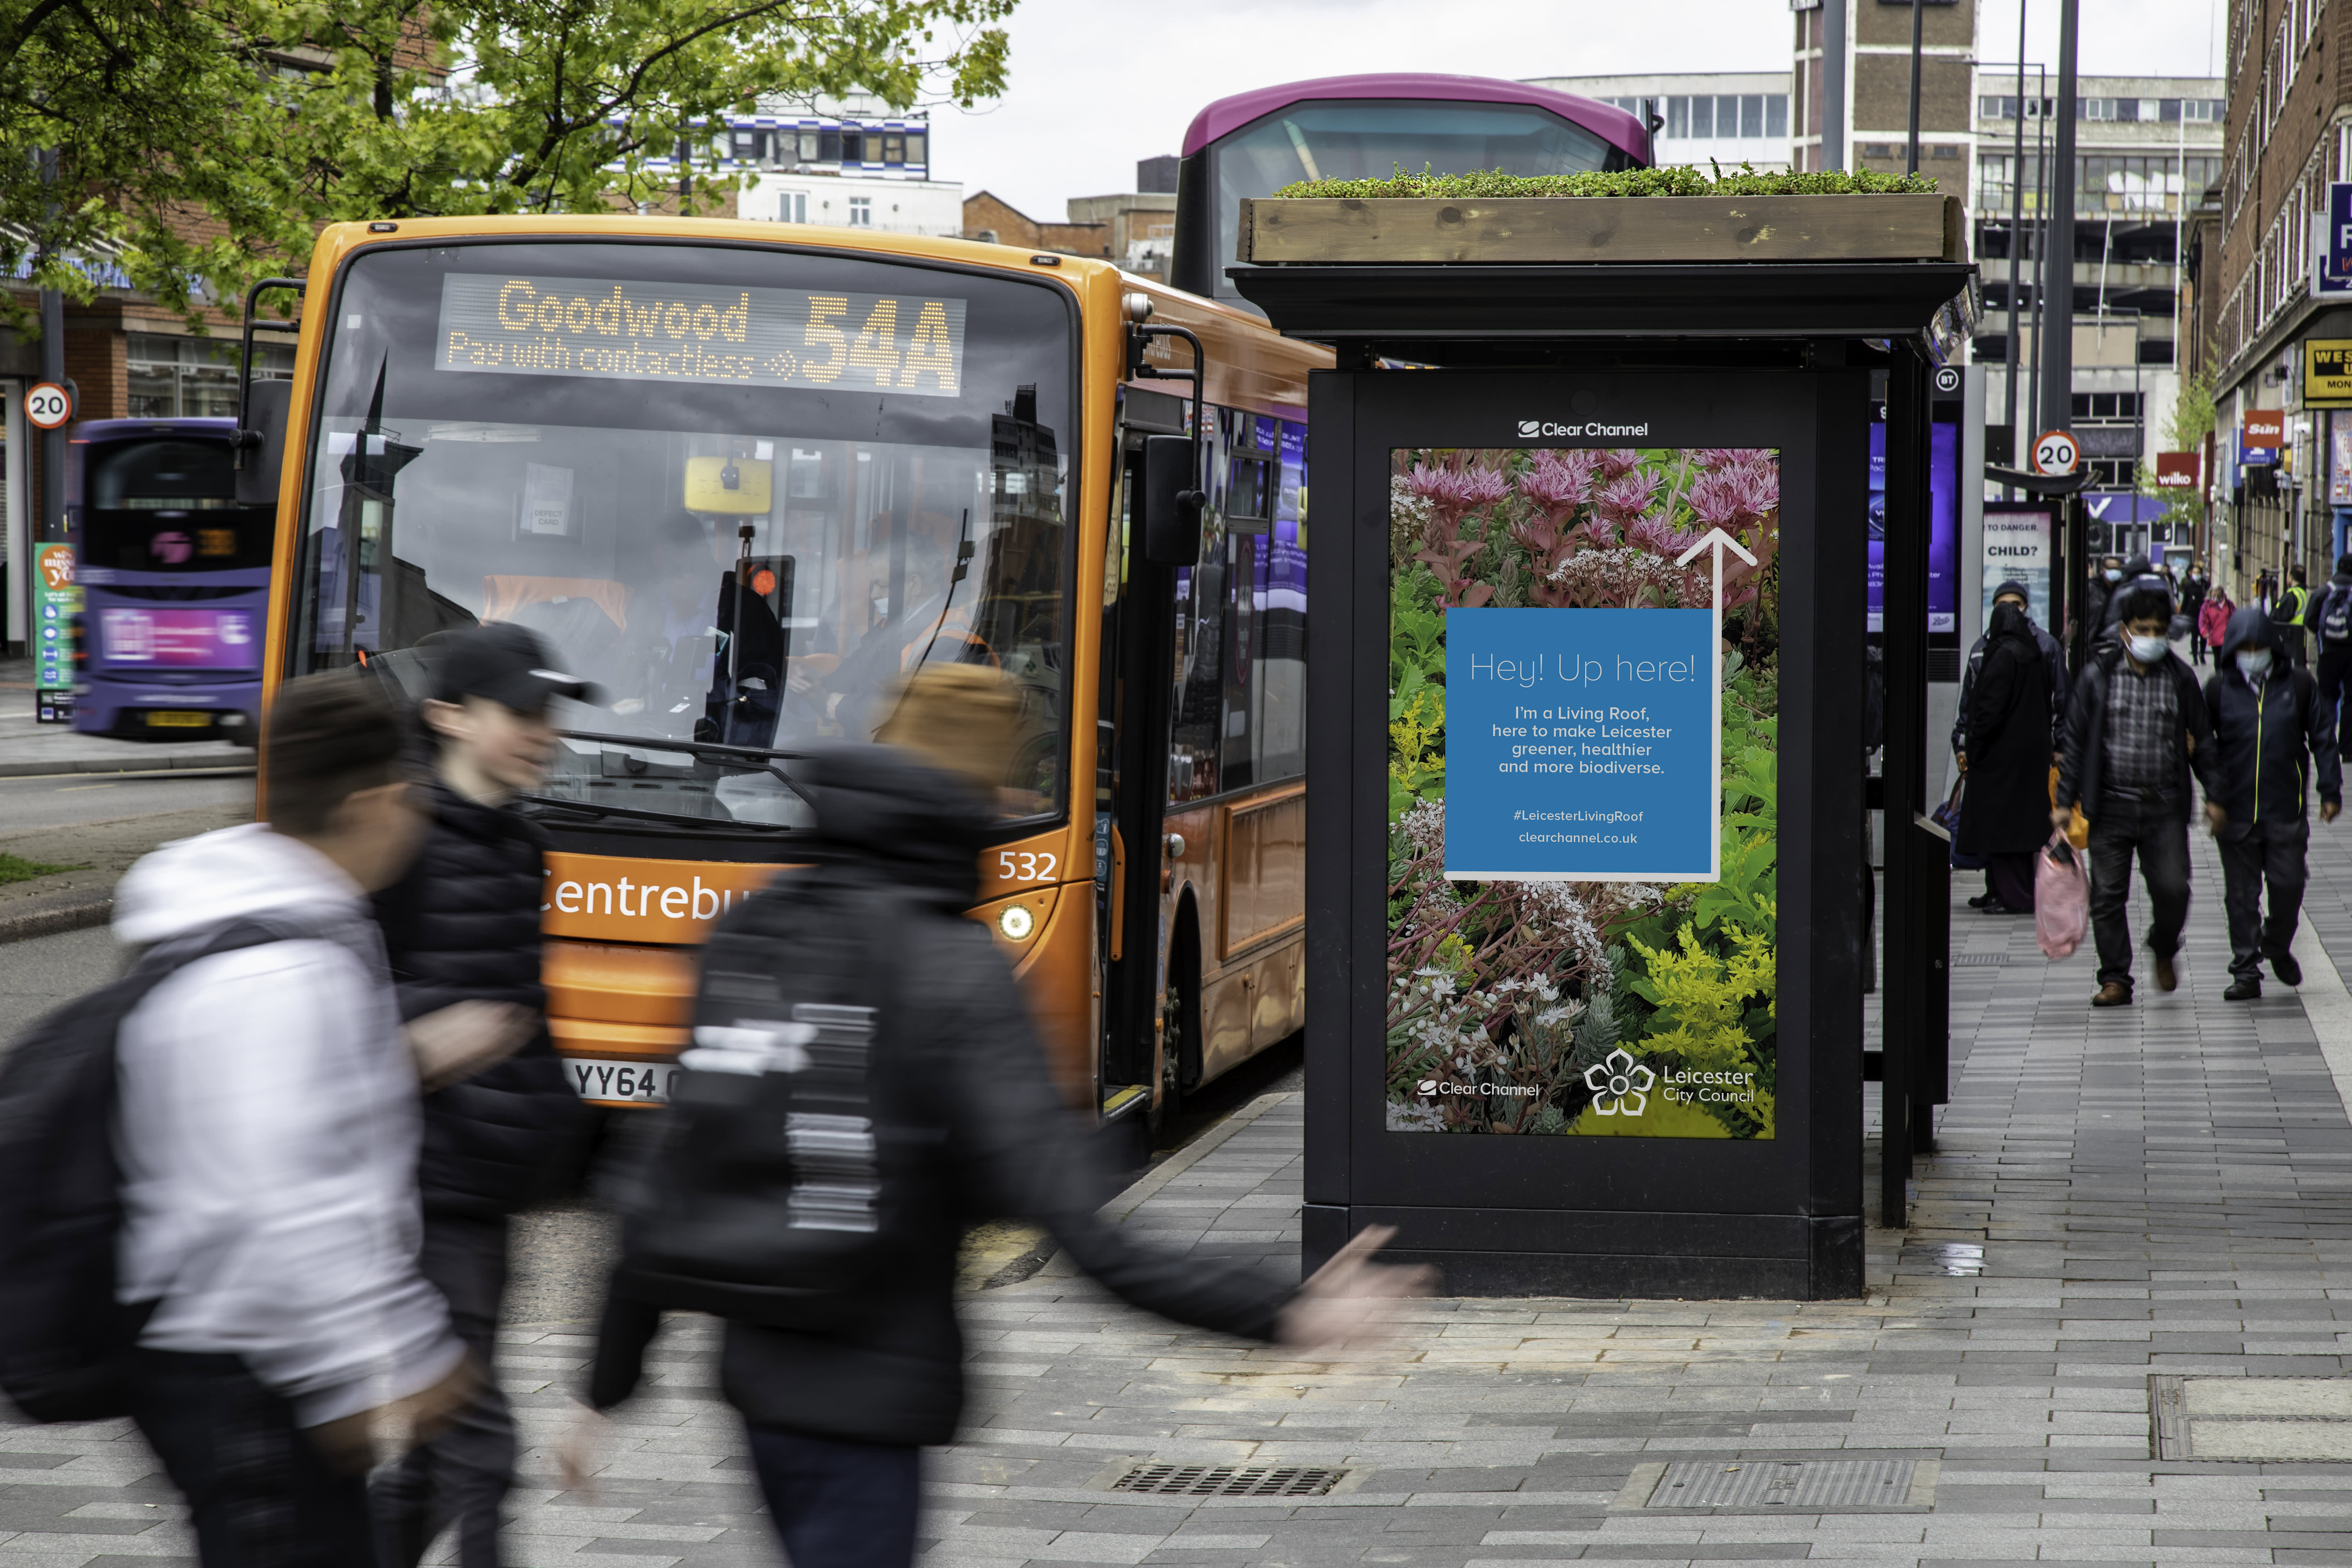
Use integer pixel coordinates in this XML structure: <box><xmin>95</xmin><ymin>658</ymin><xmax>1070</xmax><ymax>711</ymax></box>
<box><xmin>2203</xmin><ymin>606</ymin><xmax>2343</xmax><ymax>999</ymax></box>
<box><xmin>370</xmin><ymin>624</ymin><xmax>593</xmax><ymax>1568</ymax></box>
<box><xmin>1957</xmin><ymin>599</ymin><xmax>2056</xmax><ymax>913</ymax></box>
<box><xmin>2054</xmin><ymin>583</ymin><xmax>2223</xmax><ymax>1006</ymax></box>
<box><xmin>2311</xmin><ymin>555</ymin><xmax>2352</xmax><ymax>758</ymax></box>
<box><xmin>1954</xmin><ymin>581</ymin><xmax>2068</xmax><ymax>908</ymax></box>
<box><xmin>566</xmin><ymin>665</ymin><xmax>1426</xmax><ymax>1568</ymax></box>
<box><xmin>2179</xmin><ymin>564</ymin><xmax>2211</xmax><ymax>666</ymax></box>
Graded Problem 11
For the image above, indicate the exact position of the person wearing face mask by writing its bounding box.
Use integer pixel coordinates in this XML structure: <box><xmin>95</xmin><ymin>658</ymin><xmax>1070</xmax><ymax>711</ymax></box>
<box><xmin>2202</xmin><ymin>606</ymin><xmax>2342</xmax><ymax>1000</ymax></box>
<box><xmin>2053</xmin><ymin>583</ymin><xmax>2222</xmax><ymax>1006</ymax></box>
<box><xmin>2178</xmin><ymin>561</ymin><xmax>2210</xmax><ymax>666</ymax></box>
<box><xmin>1956</xmin><ymin>596</ymin><xmax>2057</xmax><ymax>913</ymax></box>
<box><xmin>1954</xmin><ymin>581</ymin><xmax>2069</xmax><ymax>910</ymax></box>
<box><xmin>2083</xmin><ymin>555</ymin><xmax>2127</xmax><ymax>645</ymax></box>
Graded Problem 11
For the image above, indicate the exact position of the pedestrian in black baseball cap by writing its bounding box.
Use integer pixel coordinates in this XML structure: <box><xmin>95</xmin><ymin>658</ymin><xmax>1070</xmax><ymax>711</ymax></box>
<box><xmin>367</xmin><ymin>619</ymin><xmax>591</xmax><ymax>1568</ymax></box>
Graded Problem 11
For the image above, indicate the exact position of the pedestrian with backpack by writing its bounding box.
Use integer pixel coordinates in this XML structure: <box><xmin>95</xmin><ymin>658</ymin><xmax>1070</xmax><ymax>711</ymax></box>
<box><xmin>2053</xmin><ymin>583</ymin><xmax>2223</xmax><ymax>1006</ymax></box>
<box><xmin>564</xmin><ymin>665</ymin><xmax>1429</xmax><ymax>1568</ymax></box>
<box><xmin>2203</xmin><ymin>606</ymin><xmax>2342</xmax><ymax>999</ymax></box>
<box><xmin>0</xmin><ymin>671</ymin><xmax>532</xmax><ymax>1568</ymax></box>
<box><xmin>368</xmin><ymin>625</ymin><xmax>594</xmax><ymax>1568</ymax></box>
<box><xmin>2310</xmin><ymin>554</ymin><xmax>2352</xmax><ymax>760</ymax></box>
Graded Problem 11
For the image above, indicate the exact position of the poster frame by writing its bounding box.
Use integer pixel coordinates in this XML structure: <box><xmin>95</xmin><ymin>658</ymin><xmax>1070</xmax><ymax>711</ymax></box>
<box><xmin>1304</xmin><ymin>365</ymin><xmax>1869</xmax><ymax>1298</ymax></box>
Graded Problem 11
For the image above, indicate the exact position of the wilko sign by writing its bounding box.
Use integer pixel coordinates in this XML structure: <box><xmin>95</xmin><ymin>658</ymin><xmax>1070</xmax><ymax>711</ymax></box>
<box><xmin>2154</xmin><ymin>451</ymin><xmax>2201</xmax><ymax>489</ymax></box>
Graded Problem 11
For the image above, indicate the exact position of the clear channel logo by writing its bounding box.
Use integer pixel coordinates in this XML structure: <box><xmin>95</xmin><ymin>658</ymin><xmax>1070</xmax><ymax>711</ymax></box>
<box><xmin>1515</xmin><ymin>418</ymin><xmax>1653</xmax><ymax>440</ymax></box>
<box><xmin>1583</xmin><ymin>1049</ymin><xmax>1656</xmax><ymax>1117</ymax></box>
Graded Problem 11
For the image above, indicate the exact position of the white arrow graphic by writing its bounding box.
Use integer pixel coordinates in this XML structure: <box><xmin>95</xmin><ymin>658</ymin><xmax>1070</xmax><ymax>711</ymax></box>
<box><xmin>1674</xmin><ymin>527</ymin><xmax>1758</xmax><ymax>884</ymax></box>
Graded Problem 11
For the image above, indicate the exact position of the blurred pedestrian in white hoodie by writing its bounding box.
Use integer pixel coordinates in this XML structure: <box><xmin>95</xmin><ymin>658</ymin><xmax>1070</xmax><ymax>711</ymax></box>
<box><xmin>111</xmin><ymin>670</ymin><xmax>529</xmax><ymax>1568</ymax></box>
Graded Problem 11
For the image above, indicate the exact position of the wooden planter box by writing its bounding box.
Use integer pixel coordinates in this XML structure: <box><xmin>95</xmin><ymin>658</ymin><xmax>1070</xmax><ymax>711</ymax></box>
<box><xmin>1239</xmin><ymin>193</ymin><xmax>1963</xmax><ymax>266</ymax></box>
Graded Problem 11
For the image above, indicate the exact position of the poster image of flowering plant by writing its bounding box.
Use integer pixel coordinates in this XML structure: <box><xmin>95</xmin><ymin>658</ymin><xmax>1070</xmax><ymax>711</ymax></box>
<box><xmin>1386</xmin><ymin>446</ymin><xmax>1780</xmax><ymax>1139</ymax></box>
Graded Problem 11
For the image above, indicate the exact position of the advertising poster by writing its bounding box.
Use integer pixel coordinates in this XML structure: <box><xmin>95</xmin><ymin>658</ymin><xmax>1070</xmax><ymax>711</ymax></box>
<box><xmin>2332</xmin><ymin>416</ymin><xmax>2352</xmax><ymax>507</ymax></box>
<box><xmin>1865</xmin><ymin>421</ymin><xmax>1958</xmax><ymax>633</ymax></box>
<box><xmin>1386</xmin><ymin>446</ymin><xmax>1779</xmax><ymax>1140</ymax></box>
<box><xmin>35</xmin><ymin>542</ymin><xmax>78</xmax><ymax>722</ymax></box>
<box><xmin>1981</xmin><ymin>506</ymin><xmax>2055</xmax><ymax>629</ymax></box>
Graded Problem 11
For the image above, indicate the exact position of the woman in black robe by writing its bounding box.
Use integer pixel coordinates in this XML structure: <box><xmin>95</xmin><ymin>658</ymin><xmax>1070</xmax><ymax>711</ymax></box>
<box><xmin>1958</xmin><ymin>600</ymin><xmax>2056</xmax><ymax>911</ymax></box>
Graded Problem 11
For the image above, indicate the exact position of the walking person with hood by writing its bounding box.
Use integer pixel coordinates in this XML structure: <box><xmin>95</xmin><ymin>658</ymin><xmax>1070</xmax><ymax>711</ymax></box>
<box><xmin>2309</xmin><ymin>553</ymin><xmax>2352</xmax><ymax>759</ymax></box>
<box><xmin>563</xmin><ymin>665</ymin><xmax>1430</xmax><ymax>1568</ymax></box>
<box><xmin>2053</xmin><ymin>581</ymin><xmax>2223</xmax><ymax>1006</ymax></box>
<box><xmin>1957</xmin><ymin>594</ymin><xmax>2058</xmax><ymax>913</ymax></box>
<box><xmin>98</xmin><ymin>671</ymin><xmax>526</xmax><ymax>1566</ymax></box>
<box><xmin>2203</xmin><ymin>605</ymin><xmax>2342</xmax><ymax>999</ymax></box>
<box><xmin>368</xmin><ymin>624</ymin><xmax>594</xmax><ymax>1568</ymax></box>
<box><xmin>1953</xmin><ymin>580</ymin><xmax>2068</xmax><ymax>910</ymax></box>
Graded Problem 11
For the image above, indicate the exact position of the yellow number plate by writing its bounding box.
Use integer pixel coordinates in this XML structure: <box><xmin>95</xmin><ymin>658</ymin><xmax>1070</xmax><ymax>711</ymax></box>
<box><xmin>145</xmin><ymin>711</ymin><xmax>211</xmax><ymax>728</ymax></box>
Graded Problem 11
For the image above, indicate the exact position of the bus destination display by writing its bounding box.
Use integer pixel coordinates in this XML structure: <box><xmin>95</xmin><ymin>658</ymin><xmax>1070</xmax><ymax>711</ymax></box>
<box><xmin>436</xmin><ymin>274</ymin><xmax>967</xmax><ymax>397</ymax></box>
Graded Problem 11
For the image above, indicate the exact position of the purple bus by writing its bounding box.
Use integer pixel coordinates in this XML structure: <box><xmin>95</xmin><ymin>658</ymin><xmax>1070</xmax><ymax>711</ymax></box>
<box><xmin>1171</xmin><ymin>73</ymin><xmax>1651</xmax><ymax>307</ymax></box>
<box><xmin>70</xmin><ymin>418</ymin><xmax>268</xmax><ymax>743</ymax></box>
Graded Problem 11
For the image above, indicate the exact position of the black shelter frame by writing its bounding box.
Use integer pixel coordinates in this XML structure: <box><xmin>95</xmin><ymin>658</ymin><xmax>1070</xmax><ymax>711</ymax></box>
<box><xmin>1233</xmin><ymin>257</ymin><xmax>1975</xmax><ymax>1291</ymax></box>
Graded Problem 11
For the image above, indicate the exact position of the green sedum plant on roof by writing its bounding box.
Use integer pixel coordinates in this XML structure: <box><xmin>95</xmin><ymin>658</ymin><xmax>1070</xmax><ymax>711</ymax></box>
<box><xmin>1273</xmin><ymin>164</ymin><xmax>1941</xmax><ymax>200</ymax></box>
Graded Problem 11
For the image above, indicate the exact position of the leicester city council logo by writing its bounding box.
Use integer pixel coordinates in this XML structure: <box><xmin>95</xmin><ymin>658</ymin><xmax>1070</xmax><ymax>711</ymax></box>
<box><xmin>1583</xmin><ymin>1050</ymin><xmax>1655</xmax><ymax>1117</ymax></box>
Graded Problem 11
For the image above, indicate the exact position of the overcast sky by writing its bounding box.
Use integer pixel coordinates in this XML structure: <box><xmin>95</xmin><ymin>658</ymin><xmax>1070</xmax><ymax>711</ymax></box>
<box><xmin>932</xmin><ymin>0</ymin><xmax>2228</xmax><ymax>218</ymax></box>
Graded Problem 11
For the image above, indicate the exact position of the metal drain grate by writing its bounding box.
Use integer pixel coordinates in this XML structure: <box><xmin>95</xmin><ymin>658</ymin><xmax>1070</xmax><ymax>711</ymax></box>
<box><xmin>2153</xmin><ymin>1376</ymin><xmax>2352</xmax><ymax>1460</ymax></box>
<box><xmin>1642</xmin><ymin>1459</ymin><xmax>1927</xmax><ymax>1509</ymax></box>
<box><xmin>1951</xmin><ymin>953</ymin><xmax>2011</xmax><ymax>967</ymax></box>
<box><xmin>1112</xmin><ymin>1463</ymin><xmax>1347</xmax><ymax>1498</ymax></box>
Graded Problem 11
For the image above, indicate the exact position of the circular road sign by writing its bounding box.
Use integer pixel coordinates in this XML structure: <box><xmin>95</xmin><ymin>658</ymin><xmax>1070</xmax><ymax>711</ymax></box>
<box><xmin>2032</xmin><ymin>428</ymin><xmax>2081</xmax><ymax>477</ymax></box>
<box><xmin>24</xmin><ymin>382</ymin><xmax>72</xmax><ymax>430</ymax></box>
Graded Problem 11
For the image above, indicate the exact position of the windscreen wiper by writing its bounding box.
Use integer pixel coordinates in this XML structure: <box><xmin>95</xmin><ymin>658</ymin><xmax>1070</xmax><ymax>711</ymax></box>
<box><xmin>557</xmin><ymin>729</ymin><xmax>817</xmax><ymax>811</ymax></box>
<box><xmin>514</xmin><ymin>792</ymin><xmax>794</xmax><ymax>833</ymax></box>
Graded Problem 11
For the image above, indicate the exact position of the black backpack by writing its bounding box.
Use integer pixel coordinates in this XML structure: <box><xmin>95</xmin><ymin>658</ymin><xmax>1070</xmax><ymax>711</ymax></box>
<box><xmin>612</xmin><ymin>866</ymin><xmax>915</xmax><ymax>1331</ymax></box>
<box><xmin>0</xmin><ymin>921</ymin><xmax>290</xmax><ymax>1422</ymax></box>
<box><xmin>2320</xmin><ymin>583</ymin><xmax>2352</xmax><ymax>646</ymax></box>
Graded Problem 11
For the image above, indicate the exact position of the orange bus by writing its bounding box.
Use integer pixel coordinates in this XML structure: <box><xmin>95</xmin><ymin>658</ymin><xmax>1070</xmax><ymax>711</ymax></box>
<box><xmin>254</xmin><ymin>217</ymin><xmax>1325</xmax><ymax>1130</ymax></box>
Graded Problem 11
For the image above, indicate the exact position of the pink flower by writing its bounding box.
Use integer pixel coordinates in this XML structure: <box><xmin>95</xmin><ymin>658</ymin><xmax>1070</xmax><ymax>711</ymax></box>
<box><xmin>1596</xmin><ymin>448</ymin><xmax>1644</xmax><ymax>479</ymax></box>
<box><xmin>1626</xmin><ymin>510</ymin><xmax>1704</xmax><ymax>557</ymax></box>
<box><xmin>1692</xmin><ymin>447</ymin><xmax>1773</xmax><ymax>471</ymax></box>
<box><xmin>1516</xmin><ymin>449</ymin><xmax>1598</xmax><ymax>519</ymax></box>
<box><xmin>1687</xmin><ymin>460</ymin><xmax>1781</xmax><ymax>530</ymax></box>
<box><xmin>1592</xmin><ymin>469</ymin><xmax>1661</xmax><ymax>528</ymax></box>
<box><xmin>1405</xmin><ymin>461</ymin><xmax>1509</xmax><ymax>529</ymax></box>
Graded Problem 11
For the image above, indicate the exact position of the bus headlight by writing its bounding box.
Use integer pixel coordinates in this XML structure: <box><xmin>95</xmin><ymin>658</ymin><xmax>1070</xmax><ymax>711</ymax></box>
<box><xmin>998</xmin><ymin>904</ymin><xmax>1035</xmax><ymax>941</ymax></box>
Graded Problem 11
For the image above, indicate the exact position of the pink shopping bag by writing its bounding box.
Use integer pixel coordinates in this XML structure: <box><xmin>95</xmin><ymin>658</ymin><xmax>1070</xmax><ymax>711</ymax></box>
<box><xmin>2035</xmin><ymin>831</ymin><xmax>2089</xmax><ymax>960</ymax></box>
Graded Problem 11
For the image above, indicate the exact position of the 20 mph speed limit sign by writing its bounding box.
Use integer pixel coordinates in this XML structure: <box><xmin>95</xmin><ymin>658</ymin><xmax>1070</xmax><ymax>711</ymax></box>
<box><xmin>23</xmin><ymin>382</ymin><xmax>72</xmax><ymax>430</ymax></box>
<box><xmin>2032</xmin><ymin>428</ymin><xmax>2081</xmax><ymax>477</ymax></box>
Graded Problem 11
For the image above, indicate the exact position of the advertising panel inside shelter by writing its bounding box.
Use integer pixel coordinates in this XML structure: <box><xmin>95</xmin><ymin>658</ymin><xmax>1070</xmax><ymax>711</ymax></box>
<box><xmin>1386</xmin><ymin>446</ymin><xmax>1779</xmax><ymax>1140</ymax></box>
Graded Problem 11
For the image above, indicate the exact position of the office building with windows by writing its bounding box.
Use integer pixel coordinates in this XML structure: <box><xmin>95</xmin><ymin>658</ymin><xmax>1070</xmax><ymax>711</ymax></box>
<box><xmin>1790</xmin><ymin>0</ymin><xmax>1977</xmax><ymax>201</ymax></box>
<box><xmin>647</xmin><ymin>97</ymin><xmax>965</xmax><ymax>237</ymax></box>
<box><xmin>1971</xmin><ymin>77</ymin><xmax>2224</xmax><ymax>507</ymax></box>
<box><xmin>1526</xmin><ymin>74</ymin><xmax>1793</xmax><ymax>170</ymax></box>
<box><xmin>2209</xmin><ymin>0</ymin><xmax>2352</xmax><ymax>598</ymax></box>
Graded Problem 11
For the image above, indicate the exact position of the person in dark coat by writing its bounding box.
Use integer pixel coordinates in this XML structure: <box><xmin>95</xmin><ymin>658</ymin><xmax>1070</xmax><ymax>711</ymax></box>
<box><xmin>1954</xmin><ymin>580</ymin><xmax>2068</xmax><ymax>908</ymax></box>
<box><xmin>369</xmin><ymin>624</ymin><xmax>593</xmax><ymax>1568</ymax></box>
<box><xmin>567</xmin><ymin>666</ymin><xmax>1427</xmax><ymax>1568</ymax></box>
<box><xmin>2081</xmin><ymin>554</ymin><xmax>2125</xmax><ymax>648</ymax></box>
<box><xmin>2310</xmin><ymin>554</ymin><xmax>2352</xmax><ymax>758</ymax></box>
<box><xmin>2178</xmin><ymin>563</ymin><xmax>2211</xmax><ymax>666</ymax></box>
<box><xmin>2203</xmin><ymin>606</ymin><xmax>2343</xmax><ymax>999</ymax></box>
<box><xmin>1957</xmin><ymin>599</ymin><xmax>2056</xmax><ymax>912</ymax></box>
<box><xmin>2054</xmin><ymin>583</ymin><xmax>2223</xmax><ymax>1006</ymax></box>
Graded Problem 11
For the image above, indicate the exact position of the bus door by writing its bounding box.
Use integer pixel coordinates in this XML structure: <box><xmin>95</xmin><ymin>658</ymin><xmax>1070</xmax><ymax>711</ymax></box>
<box><xmin>1098</xmin><ymin>387</ymin><xmax>1188</xmax><ymax>1108</ymax></box>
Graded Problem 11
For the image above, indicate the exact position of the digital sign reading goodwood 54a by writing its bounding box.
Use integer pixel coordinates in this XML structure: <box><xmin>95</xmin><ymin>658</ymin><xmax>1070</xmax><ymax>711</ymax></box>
<box><xmin>435</xmin><ymin>274</ymin><xmax>967</xmax><ymax>395</ymax></box>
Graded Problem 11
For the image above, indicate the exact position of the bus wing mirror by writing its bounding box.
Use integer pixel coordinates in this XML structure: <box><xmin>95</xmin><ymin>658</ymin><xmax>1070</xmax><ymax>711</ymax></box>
<box><xmin>1141</xmin><ymin>434</ymin><xmax>1204</xmax><ymax>566</ymax></box>
<box><xmin>234</xmin><ymin>378</ymin><xmax>291</xmax><ymax>507</ymax></box>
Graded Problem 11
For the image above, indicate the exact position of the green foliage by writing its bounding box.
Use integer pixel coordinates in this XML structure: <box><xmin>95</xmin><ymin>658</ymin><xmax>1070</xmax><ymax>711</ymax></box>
<box><xmin>1388</xmin><ymin>574</ymin><xmax>1448</xmax><ymax>819</ymax></box>
<box><xmin>1276</xmin><ymin>164</ymin><xmax>1941</xmax><ymax>201</ymax></box>
<box><xmin>1571</xmin><ymin>1090</ymin><xmax>1731</xmax><ymax>1138</ymax></box>
<box><xmin>0</xmin><ymin>0</ymin><xmax>1013</xmax><ymax>329</ymax></box>
<box><xmin>1623</xmin><ymin>921</ymin><xmax>1776</xmax><ymax>1135</ymax></box>
<box><xmin>0</xmin><ymin>852</ymin><xmax>81</xmax><ymax>885</ymax></box>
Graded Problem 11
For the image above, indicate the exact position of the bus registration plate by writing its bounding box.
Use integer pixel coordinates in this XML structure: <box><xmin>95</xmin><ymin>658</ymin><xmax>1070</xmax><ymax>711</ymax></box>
<box><xmin>565</xmin><ymin>1056</ymin><xmax>682</xmax><ymax>1105</ymax></box>
<box><xmin>145</xmin><ymin>711</ymin><xmax>211</xmax><ymax>728</ymax></box>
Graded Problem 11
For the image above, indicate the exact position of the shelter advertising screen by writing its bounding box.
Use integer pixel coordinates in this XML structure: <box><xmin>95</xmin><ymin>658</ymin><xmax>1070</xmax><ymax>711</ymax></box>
<box><xmin>436</xmin><ymin>273</ymin><xmax>967</xmax><ymax>396</ymax></box>
<box><xmin>1387</xmin><ymin>446</ymin><xmax>1779</xmax><ymax>1141</ymax></box>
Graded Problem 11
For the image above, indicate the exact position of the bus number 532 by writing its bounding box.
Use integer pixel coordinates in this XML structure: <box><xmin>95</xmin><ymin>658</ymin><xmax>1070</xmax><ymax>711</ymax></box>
<box><xmin>999</xmin><ymin>850</ymin><xmax>1057</xmax><ymax>882</ymax></box>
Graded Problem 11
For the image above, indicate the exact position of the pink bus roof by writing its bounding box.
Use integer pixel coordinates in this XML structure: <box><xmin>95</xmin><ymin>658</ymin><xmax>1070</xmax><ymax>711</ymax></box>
<box><xmin>1180</xmin><ymin>74</ymin><xmax>1649</xmax><ymax>165</ymax></box>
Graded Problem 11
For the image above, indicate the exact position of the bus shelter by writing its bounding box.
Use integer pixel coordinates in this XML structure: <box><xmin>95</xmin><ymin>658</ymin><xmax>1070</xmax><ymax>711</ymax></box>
<box><xmin>1234</xmin><ymin>246</ymin><xmax>1975</xmax><ymax>1297</ymax></box>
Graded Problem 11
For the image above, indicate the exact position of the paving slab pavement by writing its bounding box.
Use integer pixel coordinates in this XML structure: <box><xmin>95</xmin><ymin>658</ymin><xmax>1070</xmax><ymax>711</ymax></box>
<box><xmin>11</xmin><ymin>825</ymin><xmax>2352</xmax><ymax>1567</ymax></box>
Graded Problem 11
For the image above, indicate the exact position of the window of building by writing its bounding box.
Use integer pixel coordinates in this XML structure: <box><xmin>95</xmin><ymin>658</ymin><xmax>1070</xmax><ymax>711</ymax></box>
<box><xmin>731</xmin><ymin>129</ymin><xmax>765</xmax><ymax>163</ymax></box>
<box><xmin>127</xmin><ymin>333</ymin><xmax>293</xmax><ymax>420</ymax></box>
<box><xmin>1767</xmin><ymin>95</ymin><xmax>1788</xmax><ymax>137</ymax></box>
<box><xmin>905</xmin><ymin>132</ymin><xmax>926</xmax><ymax>165</ymax></box>
<box><xmin>1740</xmin><ymin>95</ymin><xmax>1764</xmax><ymax>137</ymax></box>
<box><xmin>880</xmin><ymin>132</ymin><xmax>904</xmax><ymax>163</ymax></box>
<box><xmin>847</xmin><ymin>196</ymin><xmax>872</xmax><ymax>226</ymax></box>
<box><xmin>796</xmin><ymin>129</ymin><xmax>820</xmax><ymax>161</ymax></box>
<box><xmin>817</xmin><ymin>128</ymin><xmax>841</xmax><ymax>161</ymax></box>
<box><xmin>780</xmin><ymin>191</ymin><xmax>807</xmax><ymax>223</ymax></box>
<box><xmin>840</xmin><ymin>129</ymin><xmax>864</xmax><ymax>163</ymax></box>
<box><xmin>1649</xmin><ymin>92</ymin><xmax>1789</xmax><ymax>141</ymax></box>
